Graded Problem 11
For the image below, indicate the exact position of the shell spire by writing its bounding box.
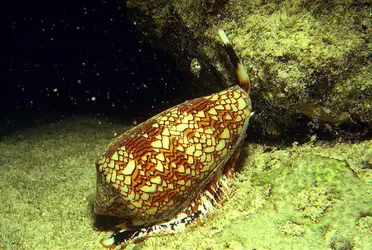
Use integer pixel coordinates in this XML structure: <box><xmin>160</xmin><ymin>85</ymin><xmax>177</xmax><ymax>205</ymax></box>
<box><xmin>217</xmin><ymin>28</ymin><xmax>250</xmax><ymax>94</ymax></box>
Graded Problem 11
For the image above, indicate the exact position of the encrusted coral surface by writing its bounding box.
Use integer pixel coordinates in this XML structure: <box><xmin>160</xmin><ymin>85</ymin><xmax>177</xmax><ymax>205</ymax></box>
<box><xmin>126</xmin><ymin>0</ymin><xmax>372</xmax><ymax>134</ymax></box>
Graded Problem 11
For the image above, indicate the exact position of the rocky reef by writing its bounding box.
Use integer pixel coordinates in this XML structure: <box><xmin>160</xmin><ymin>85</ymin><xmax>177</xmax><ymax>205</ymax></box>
<box><xmin>125</xmin><ymin>0</ymin><xmax>371</xmax><ymax>138</ymax></box>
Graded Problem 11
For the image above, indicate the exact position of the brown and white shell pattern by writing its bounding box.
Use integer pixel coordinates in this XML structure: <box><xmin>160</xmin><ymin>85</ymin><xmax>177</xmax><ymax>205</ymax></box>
<box><xmin>95</xmin><ymin>85</ymin><xmax>251</xmax><ymax>228</ymax></box>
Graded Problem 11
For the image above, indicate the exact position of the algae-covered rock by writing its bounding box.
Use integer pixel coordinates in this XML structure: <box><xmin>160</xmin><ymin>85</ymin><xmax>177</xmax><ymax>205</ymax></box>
<box><xmin>125</xmin><ymin>0</ymin><xmax>372</xmax><ymax>135</ymax></box>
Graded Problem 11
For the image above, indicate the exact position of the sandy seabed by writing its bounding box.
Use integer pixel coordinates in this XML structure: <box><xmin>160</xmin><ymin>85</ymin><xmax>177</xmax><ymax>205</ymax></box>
<box><xmin>0</xmin><ymin>116</ymin><xmax>371</xmax><ymax>250</ymax></box>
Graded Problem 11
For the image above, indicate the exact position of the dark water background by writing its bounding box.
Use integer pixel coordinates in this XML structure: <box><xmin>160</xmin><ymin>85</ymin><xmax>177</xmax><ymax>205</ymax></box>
<box><xmin>3</xmin><ymin>0</ymin><xmax>193</xmax><ymax>135</ymax></box>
